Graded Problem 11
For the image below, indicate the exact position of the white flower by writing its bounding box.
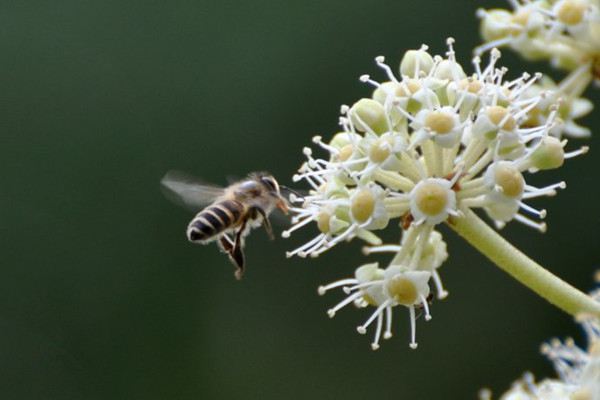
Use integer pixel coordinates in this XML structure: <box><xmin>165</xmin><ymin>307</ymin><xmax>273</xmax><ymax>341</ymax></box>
<box><xmin>283</xmin><ymin>178</ymin><xmax>388</xmax><ymax>258</ymax></box>
<box><xmin>409</xmin><ymin>177</ymin><xmax>459</xmax><ymax>225</ymax></box>
<box><xmin>318</xmin><ymin>263</ymin><xmax>432</xmax><ymax>350</ymax></box>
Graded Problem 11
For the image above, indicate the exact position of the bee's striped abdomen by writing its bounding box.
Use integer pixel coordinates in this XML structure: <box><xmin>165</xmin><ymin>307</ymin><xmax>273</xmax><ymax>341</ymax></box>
<box><xmin>187</xmin><ymin>200</ymin><xmax>244</xmax><ymax>242</ymax></box>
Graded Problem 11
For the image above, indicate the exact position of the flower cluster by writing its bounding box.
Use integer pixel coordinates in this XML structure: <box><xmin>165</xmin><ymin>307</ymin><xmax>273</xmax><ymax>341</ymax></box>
<box><xmin>477</xmin><ymin>0</ymin><xmax>600</xmax><ymax>77</ymax></box>
<box><xmin>284</xmin><ymin>39</ymin><xmax>588</xmax><ymax>350</ymax></box>
<box><xmin>480</xmin><ymin>280</ymin><xmax>600</xmax><ymax>400</ymax></box>
<box><xmin>477</xmin><ymin>0</ymin><xmax>597</xmax><ymax>138</ymax></box>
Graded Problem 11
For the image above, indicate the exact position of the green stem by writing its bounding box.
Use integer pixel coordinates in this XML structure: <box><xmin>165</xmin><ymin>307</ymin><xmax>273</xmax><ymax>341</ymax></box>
<box><xmin>448</xmin><ymin>209</ymin><xmax>600</xmax><ymax>318</ymax></box>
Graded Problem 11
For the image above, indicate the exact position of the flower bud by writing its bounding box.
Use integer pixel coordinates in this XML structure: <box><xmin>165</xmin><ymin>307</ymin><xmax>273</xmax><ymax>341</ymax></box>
<box><xmin>530</xmin><ymin>137</ymin><xmax>565</xmax><ymax>170</ymax></box>
<box><xmin>400</xmin><ymin>48</ymin><xmax>434</xmax><ymax>77</ymax></box>
<box><xmin>349</xmin><ymin>99</ymin><xmax>388</xmax><ymax>134</ymax></box>
<box><xmin>433</xmin><ymin>59</ymin><xmax>466</xmax><ymax>81</ymax></box>
<box><xmin>480</xmin><ymin>9</ymin><xmax>513</xmax><ymax>41</ymax></box>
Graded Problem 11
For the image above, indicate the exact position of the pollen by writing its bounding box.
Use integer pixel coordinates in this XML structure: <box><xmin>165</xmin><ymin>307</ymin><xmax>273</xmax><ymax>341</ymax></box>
<box><xmin>557</xmin><ymin>0</ymin><xmax>587</xmax><ymax>25</ymax></box>
<box><xmin>487</xmin><ymin>106</ymin><xmax>516</xmax><ymax>131</ymax></box>
<box><xmin>413</xmin><ymin>181</ymin><xmax>449</xmax><ymax>216</ymax></box>
<box><xmin>495</xmin><ymin>164</ymin><xmax>525</xmax><ymax>198</ymax></box>
<box><xmin>351</xmin><ymin>190</ymin><xmax>376</xmax><ymax>223</ymax></box>
<box><xmin>425</xmin><ymin>111</ymin><xmax>455</xmax><ymax>134</ymax></box>
<box><xmin>386</xmin><ymin>276</ymin><xmax>418</xmax><ymax>305</ymax></box>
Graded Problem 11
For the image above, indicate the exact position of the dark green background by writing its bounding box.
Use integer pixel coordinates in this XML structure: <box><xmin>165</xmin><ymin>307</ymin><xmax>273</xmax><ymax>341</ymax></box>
<box><xmin>2</xmin><ymin>0</ymin><xmax>599</xmax><ymax>399</ymax></box>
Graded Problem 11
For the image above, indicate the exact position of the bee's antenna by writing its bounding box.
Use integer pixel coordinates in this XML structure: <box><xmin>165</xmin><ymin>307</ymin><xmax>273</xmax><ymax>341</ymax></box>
<box><xmin>280</xmin><ymin>185</ymin><xmax>304</xmax><ymax>201</ymax></box>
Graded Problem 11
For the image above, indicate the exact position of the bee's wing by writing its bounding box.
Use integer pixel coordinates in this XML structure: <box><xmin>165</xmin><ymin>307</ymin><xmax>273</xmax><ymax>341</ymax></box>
<box><xmin>161</xmin><ymin>170</ymin><xmax>225</xmax><ymax>212</ymax></box>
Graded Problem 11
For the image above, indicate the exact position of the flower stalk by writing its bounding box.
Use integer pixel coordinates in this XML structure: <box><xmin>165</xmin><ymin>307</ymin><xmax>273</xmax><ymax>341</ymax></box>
<box><xmin>449</xmin><ymin>208</ymin><xmax>600</xmax><ymax>318</ymax></box>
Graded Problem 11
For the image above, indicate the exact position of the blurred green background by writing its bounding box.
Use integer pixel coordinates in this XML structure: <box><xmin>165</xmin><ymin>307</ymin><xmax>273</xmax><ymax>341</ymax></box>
<box><xmin>2</xmin><ymin>0</ymin><xmax>599</xmax><ymax>398</ymax></box>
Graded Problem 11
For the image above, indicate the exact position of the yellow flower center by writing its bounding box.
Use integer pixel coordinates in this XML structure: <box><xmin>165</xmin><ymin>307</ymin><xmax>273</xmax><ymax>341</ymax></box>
<box><xmin>387</xmin><ymin>276</ymin><xmax>417</xmax><ymax>305</ymax></box>
<box><xmin>351</xmin><ymin>190</ymin><xmax>375</xmax><ymax>223</ymax></box>
<box><xmin>425</xmin><ymin>111</ymin><xmax>454</xmax><ymax>134</ymax></box>
<box><xmin>369</xmin><ymin>138</ymin><xmax>392</xmax><ymax>163</ymax></box>
<box><xmin>557</xmin><ymin>0</ymin><xmax>587</xmax><ymax>25</ymax></box>
<box><xmin>414</xmin><ymin>182</ymin><xmax>448</xmax><ymax>216</ymax></box>
<box><xmin>487</xmin><ymin>105</ymin><xmax>516</xmax><ymax>131</ymax></box>
<box><xmin>495</xmin><ymin>164</ymin><xmax>524</xmax><ymax>198</ymax></box>
<box><xmin>337</xmin><ymin>144</ymin><xmax>354</xmax><ymax>162</ymax></box>
<box><xmin>397</xmin><ymin>80</ymin><xmax>421</xmax><ymax>96</ymax></box>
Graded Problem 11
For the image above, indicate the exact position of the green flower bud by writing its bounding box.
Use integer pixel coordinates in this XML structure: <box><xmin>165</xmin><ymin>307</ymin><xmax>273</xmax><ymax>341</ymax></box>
<box><xmin>400</xmin><ymin>47</ymin><xmax>434</xmax><ymax>77</ymax></box>
<box><xmin>349</xmin><ymin>99</ymin><xmax>388</xmax><ymax>134</ymax></box>
<box><xmin>531</xmin><ymin>137</ymin><xmax>565</xmax><ymax>170</ymax></box>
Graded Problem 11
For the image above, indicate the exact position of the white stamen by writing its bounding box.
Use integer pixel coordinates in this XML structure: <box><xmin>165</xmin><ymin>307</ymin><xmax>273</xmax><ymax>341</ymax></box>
<box><xmin>420</xmin><ymin>294</ymin><xmax>432</xmax><ymax>321</ymax></box>
<box><xmin>318</xmin><ymin>278</ymin><xmax>358</xmax><ymax>295</ymax></box>
<box><xmin>371</xmin><ymin>312</ymin><xmax>384</xmax><ymax>350</ymax></box>
<box><xmin>383</xmin><ymin>305</ymin><xmax>393</xmax><ymax>340</ymax></box>
<box><xmin>327</xmin><ymin>290</ymin><xmax>365</xmax><ymax>318</ymax></box>
<box><xmin>409</xmin><ymin>306</ymin><xmax>418</xmax><ymax>349</ymax></box>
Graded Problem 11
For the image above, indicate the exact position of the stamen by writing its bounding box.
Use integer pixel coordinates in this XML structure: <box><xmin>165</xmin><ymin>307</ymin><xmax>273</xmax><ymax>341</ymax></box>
<box><xmin>419</xmin><ymin>294</ymin><xmax>432</xmax><ymax>321</ymax></box>
<box><xmin>286</xmin><ymin>233</ymin><xmax>326</xmax><ymax>258</ymax></box>
<box><xmin>371</xmin><ymin>313</ymin><xmax>384</xmax><ymax>350</ymax></box>
<box><xmin>281</xmin><ymin>215</ymin><xmax>315</xmax><ymax>238</ymax></box>
<box><xmin>514</xmin><ymin>213</ymin><xmax>547</xmax><ymax>232</ymax></box>
<box><xmin>363</xmin><ymin>244</ymin><xmax>402</xmax><ymax>255</ymax></box>
<box><xmin>432</xmin><ymin>270</ymin><xmax>449</xmax><ymax>299</ymax></box>
<box><xmin>564</xmin><ymin>146</ymin><xmax>588</xmax><ymax>159</ymax></box>
<box><xmin>523</xmin><ymin>182</ymin><xmax>566</xmax><ymax>198</ymax></box>
<box><xmin>312</xmin><ymin>135</ymin><xmax>341</xmax><ymax>155</ymax></box>
<box><xmin>357</xmin><ymin>299</ymin><xmax>390</xmax><ymax>334</ymax></box>
<box><xmin>375</xmin><ymin>56</ymin><xmax>399</xmax><ymax>83</ymax></box>
<box><xmin>317</xmin><ymin>278</ymin><xmax>358</xmax><ymax>295</ymax></box>
<box><xmin>327</xmin><ymin>291</ymin><xmax>365</xmax><ymax>318</ymax></box>
<box><xmin>384</xmin><ymin>305</ymin><xmax>393</xmax><ymax>339</ymax></box>
<box><xmin>343</xmin><ymin>280</ymin><xmax>381</xmax><ymax>294</ymax></box>
<box><xmin>302</xmin><ymin>235</ymin><xmax>331</xmax><ymax>258</ymax></box>
<box><xmin>519</xmin><ymin>202</ymin><xmax>547</xmax><ymax>219</ymax></box>
<box><xmin>409</xmin><ymin>306</ymin><xmax>418</xmax><ymax>349</ymax></box>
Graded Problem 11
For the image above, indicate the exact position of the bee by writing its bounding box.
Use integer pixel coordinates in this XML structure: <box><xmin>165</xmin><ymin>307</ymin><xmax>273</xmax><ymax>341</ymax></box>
<box><xmin>161</xmin><ymin>171</ymin><xmax>289</xmax><ymax>280</ymax></box>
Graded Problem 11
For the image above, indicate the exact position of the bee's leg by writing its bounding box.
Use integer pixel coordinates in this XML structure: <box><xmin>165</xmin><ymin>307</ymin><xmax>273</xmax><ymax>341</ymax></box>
<box><xmin>231</xmin><ymin>220</ymin><xmax>247</xmax><ymax>280</ymax></box>
<box><xmin>251</xmin><ymin>206</ymin><xmax>274</xmax><ymax>240</ymax></box>
<box><xmin>218</xmin><ymin>234</ymin><xmax>234</xmax><ymax>253</ymax></box>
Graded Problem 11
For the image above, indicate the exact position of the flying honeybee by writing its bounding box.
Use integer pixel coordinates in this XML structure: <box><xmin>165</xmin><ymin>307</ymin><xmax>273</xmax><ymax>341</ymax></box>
<box><xmin>161</xmin><ymin>171</ymin><xmax>289</xmax><ymax>280</ymax></box>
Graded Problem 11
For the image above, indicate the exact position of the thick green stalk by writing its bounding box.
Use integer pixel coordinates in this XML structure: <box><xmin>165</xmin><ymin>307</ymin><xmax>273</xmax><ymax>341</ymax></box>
<box><xmin>448</xmin><ymin>209</ymin><xmax>600</xmax><ymax>318</ymax></box>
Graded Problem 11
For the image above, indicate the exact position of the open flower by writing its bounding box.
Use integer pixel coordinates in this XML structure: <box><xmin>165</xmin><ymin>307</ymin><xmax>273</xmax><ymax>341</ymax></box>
<box><xmin>318</xmin><ymin>263</ymin><xmax>432</xmax><ymax>350</ymax></box>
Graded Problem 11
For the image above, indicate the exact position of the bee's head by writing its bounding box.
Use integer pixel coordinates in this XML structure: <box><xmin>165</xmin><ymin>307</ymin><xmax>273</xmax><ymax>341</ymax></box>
<box><xmin>251</xmin><ymin>172</ymin><xmax>288</xmax><ymax>214</ymax></box>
